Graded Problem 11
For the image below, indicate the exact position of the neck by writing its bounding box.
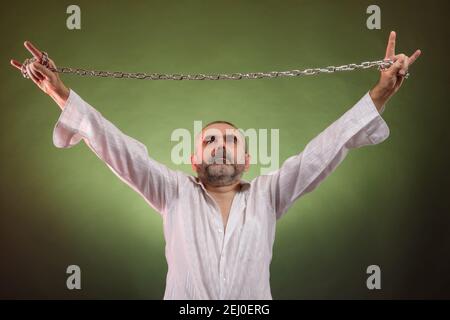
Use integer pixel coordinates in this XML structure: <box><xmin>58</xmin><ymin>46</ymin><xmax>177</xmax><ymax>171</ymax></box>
<box><xmin>204</xmin><ymin>180</ymin><xmax>241</xmax><ymax>195</ymax></box>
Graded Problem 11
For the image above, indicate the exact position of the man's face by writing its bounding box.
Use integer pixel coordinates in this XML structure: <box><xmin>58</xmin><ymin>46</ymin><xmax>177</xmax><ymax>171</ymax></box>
<box><xmin>191</xmin><ymin>123</ymin><xmax>250</xmax><ymax>187</ymax></box>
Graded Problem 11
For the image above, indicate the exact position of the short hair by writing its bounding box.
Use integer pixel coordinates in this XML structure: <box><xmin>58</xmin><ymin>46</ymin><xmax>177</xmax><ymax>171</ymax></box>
<box><xmin>201</xmin><ymin>120</ymin><xmax>248</xmax><ymax>153</ymax></box>
<box><xmin>203</xmin><ymin>120</ymin><xmax>239</xmax><ymax>129</ymax></box>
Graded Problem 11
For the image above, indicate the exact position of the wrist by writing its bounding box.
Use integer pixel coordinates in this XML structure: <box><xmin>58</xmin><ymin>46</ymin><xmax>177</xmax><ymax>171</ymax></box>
<box><xmin>51</xmin><ymin>85</ymin><xmax>70</xmax><ymax>110</ymax></box>
<box><xmin>369</xmin><ymin>83</ymin><xmax>392</xmax><ymax>112</ymax></box>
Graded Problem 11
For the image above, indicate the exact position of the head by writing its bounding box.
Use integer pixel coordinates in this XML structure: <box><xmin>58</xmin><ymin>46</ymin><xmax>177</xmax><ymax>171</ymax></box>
<box><xmin>191</xmin><ymin>121</ymin><xmax>251</xmax><ymax>187</ymax></box>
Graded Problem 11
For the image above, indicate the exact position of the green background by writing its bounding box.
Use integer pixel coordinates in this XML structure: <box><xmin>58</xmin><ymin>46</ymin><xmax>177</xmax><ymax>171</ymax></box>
<box><xmin>1</xmin><ymin>0</ymin><xmax>449</xmax><ymax>299</ymax></box>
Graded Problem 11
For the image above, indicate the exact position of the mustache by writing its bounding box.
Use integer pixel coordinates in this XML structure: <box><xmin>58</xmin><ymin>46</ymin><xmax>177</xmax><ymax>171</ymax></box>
<box><xmin>206</xmin><ymin>152</ymin><xmax>233</xmax><ymax>165</ymax></box>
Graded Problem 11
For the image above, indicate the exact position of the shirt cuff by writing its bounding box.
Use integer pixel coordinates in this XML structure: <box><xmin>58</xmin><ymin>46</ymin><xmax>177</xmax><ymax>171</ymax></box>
<box><xmin>355</xmin><ymin>91</ymin><xmax>390</xmax><ymax>145</ymax></box>
<box><xmin>52</xmin><ymin>89</ymin><xmax>85</xmax><ymax>148</ymax></box>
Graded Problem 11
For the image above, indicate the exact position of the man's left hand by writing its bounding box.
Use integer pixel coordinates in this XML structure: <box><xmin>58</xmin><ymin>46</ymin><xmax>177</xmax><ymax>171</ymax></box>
<box><xmin>369</xmin><ymin>31</ymin><xmax>421</xmax><ymax>111</ymax></box>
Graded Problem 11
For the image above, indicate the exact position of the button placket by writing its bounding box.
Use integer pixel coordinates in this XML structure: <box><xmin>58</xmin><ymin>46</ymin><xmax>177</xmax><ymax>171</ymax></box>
<box><xmin>197</xmin><ymin>181</ymin><xmax>248</xmax><ymax>299</ymax></box>
<box><xmin>218</xmin><ymin>251</ymin><xmax>226</xmax><ymax>298</ymax></box>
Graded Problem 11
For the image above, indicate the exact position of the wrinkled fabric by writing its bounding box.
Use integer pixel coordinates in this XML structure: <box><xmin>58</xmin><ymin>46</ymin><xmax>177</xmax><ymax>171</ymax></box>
<box><xmin>53</xmin><ymin>90</ymin><xmax>389</xmax><ymax>299</ymax></box>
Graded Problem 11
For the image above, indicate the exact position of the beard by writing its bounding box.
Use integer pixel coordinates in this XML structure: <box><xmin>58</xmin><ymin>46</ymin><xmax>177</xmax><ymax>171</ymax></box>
<box><xmin>197</xmin><ymin>154</ymin><xmax>246</xmax><ymax>187</ymax></box>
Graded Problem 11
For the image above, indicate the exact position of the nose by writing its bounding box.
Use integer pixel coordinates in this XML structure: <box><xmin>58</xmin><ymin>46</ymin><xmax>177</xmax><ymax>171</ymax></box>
<box><xmin>212</xmin><ymin>145</ymin><xmax>226</xmax><ymax>158</ymax></box>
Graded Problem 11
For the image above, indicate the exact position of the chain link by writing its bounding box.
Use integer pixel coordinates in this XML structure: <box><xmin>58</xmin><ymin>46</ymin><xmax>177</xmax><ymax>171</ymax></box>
<box><xmin>43</xmin><ymin>59</ymin><xmax>402</xmax><ymax>80</ymax></box>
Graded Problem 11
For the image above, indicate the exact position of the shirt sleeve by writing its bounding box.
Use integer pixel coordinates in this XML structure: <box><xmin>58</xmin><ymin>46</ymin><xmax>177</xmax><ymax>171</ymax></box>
<box><xmin>258</xmin><ymin>91</ymin><xmax>390</xmax><ymax>220</ymax></box>
<box><xmin>52</xmin><ymin>89</ymin><xmax>180</xmax><ymax>216</ymax></box>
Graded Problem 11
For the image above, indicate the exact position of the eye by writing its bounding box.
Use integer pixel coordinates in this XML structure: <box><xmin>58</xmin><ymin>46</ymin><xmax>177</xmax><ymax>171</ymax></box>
<box><xmin>225</xmin><ymin>135</ymin><xmax>237</xmax><ymax>144</ymax></box>
<box><xmin>205</xmin><ymin>136</ymin><xmax>215</xmax><ymax>144</ymax></box>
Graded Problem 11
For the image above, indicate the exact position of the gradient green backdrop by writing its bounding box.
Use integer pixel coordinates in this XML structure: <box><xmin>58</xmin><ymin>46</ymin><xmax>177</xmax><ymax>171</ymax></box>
<box><xmin>1</xmin><ymin>0</ymin><xmax>449</xmax><ymax>299</ymax></box>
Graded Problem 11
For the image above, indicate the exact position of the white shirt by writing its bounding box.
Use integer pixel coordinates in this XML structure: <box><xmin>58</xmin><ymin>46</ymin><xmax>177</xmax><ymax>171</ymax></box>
<box><xmin>53</xmin><ymin>89</ymin><xmax>389</xmax><ymax>300</ymax></box>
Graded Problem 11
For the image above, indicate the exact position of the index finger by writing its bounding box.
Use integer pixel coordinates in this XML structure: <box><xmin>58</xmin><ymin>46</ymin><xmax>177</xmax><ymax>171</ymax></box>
<box><xmin>24</xmin><ymin>41</ymin><xmax>43</xmax><ymax>59</ymax></box>
<box><xmin>385</xmin><ymin>31</ymin><xmax>396</xmax><ymax>59</ymax></box>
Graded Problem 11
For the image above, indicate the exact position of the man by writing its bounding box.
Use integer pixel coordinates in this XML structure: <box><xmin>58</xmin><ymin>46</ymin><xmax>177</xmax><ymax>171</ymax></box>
<box><xmin>10</xmin><ymin>32</ymin><xmax>421</xmax><ymax>299</ymax></box>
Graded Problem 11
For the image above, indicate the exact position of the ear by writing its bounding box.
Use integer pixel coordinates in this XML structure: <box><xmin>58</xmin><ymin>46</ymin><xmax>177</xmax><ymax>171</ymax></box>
<box><xmin>191</xmin><ymin>154</ymin><xmax>199</xmax><ymax>172</ymax></box>
<box><xmin>244</xmin><ymin>153</ymin><xmax>251</xmax><ymax>171</ymax></box>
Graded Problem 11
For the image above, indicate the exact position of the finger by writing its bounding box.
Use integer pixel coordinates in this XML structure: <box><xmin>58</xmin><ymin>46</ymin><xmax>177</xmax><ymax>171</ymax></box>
<box><xmin>27</xmin><ymin>63</ymin><xmax>43</xmax><ymax>82</ymax></box>
<box><xmin>394</xmin><ymin>75</ymin><xmax>405</xmax><ymax>90</ymax></box>
<box><xmin>387</xmin><ymin>55</ymin><xmax>406</xmax><ymax>77</ymax></box>
<box><xmin>24</xmin><ymin>40</ymin><xmax>43</xmax><ymax>60</ymax></box>
<box><xmin>33</xmin><ymin>61</ymin><xmax>56</xmax><ymax>80</ymax></box>
<box><xmin>10</xmin><ymin>59</ymin><xmax>22</xmax><ymax>71</ymax></box>
<box><xmin>398</xmin><ymin>57</ymin><xmax>409</xmax><ymax>76</ymax></box>
<box><xmin>408</xmin><ymin>49</ymin><xmax>422</xmax><ymax>66</ymax></box>
<box><xmin>26</xmin><ymin>64</ymin><xmax>40</xmax><ymax>84</ymax></box>
<box><xmin>392</xmin><ymin>54</ymin><xmax>409</xmax><ymax>76</ymax></box>
<box><xmin>28</xmin><ymin>71</ymin><xmax>42</xmax><ymax>88</ymax></box>
<box><xmin>385</xmin><ymin>31</ymin><xmax>396</xmax><ymax>59</ymax></box>
<box><xmin>30</xmin><ymin>62</ymin><xmax>45</xmax><ymax>81</ymax></box>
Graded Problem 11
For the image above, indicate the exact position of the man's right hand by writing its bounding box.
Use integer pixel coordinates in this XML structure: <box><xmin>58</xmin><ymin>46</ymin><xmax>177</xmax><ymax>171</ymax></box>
<box><xmin>10</xmin><ymin>41</ymin><xmax>70</xmax><ymax>110</ymax></box>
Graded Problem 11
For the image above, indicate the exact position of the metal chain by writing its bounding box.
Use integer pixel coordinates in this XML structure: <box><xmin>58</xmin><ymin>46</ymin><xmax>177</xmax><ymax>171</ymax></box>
<box><xmin>41</xmin><ymin>58</ymin><xmax>404</xmax><ymax>80</ymax></box>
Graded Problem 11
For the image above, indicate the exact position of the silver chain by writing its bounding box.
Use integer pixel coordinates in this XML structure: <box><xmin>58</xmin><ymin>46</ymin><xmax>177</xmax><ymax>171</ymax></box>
<box><xmin>42</xmin><ymin>58</ymin><xmax>404</xmax><ymax>80</ymax></box>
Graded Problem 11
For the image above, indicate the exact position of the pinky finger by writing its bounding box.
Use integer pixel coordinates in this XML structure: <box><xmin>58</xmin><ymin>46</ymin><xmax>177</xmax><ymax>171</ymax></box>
<box><xmin>10</xmin><ymin>59</ymin><xmax>22</xmax><ymax>71</ymax></box>
<box><xmin>409</xmin><ymin>49</ymin><xmax>422</xmax><ymax>66</ymax></box>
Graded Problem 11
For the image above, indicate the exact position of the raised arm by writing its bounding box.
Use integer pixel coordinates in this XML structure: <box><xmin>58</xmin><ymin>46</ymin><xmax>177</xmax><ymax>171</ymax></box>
<box><xmin>255</xmin><ymin>31</ymin><xmax>421</xmax><ymax>220</ymax></box>
<box><xmin>11</xmin><ymin>41</ymin><xmax>181</xmax><ymax>216</ymax></box>
<box><xmin>258</xmin><ymin>91</ymin><xmax>390</xmax><ymax>219</ymax></box>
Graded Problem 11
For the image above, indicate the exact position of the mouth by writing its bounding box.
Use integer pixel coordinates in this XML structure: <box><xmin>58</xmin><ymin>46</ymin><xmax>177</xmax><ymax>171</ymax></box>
<box><xmin>209</xmin><ymin>156</ymin><xmax>230</xmax><ymax>165</ymax></box>
<box><xmin>210</xmin><ymin>161</ymin><xmax>229</xmax><ymax>165</ymax></box>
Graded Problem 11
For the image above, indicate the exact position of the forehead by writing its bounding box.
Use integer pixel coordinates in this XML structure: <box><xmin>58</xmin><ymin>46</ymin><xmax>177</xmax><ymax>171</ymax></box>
<box><xmin>201</xmin><ymin>123</ymin><xmax>239</xmax><ymax>137</ymax></box>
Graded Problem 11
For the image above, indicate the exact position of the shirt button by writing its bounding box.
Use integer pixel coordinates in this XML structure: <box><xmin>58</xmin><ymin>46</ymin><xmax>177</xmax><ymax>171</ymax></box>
<box><xmin>218</xmin><ymin>228</ymin><xmax>223</xmax><ymax>233</ymax></box>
